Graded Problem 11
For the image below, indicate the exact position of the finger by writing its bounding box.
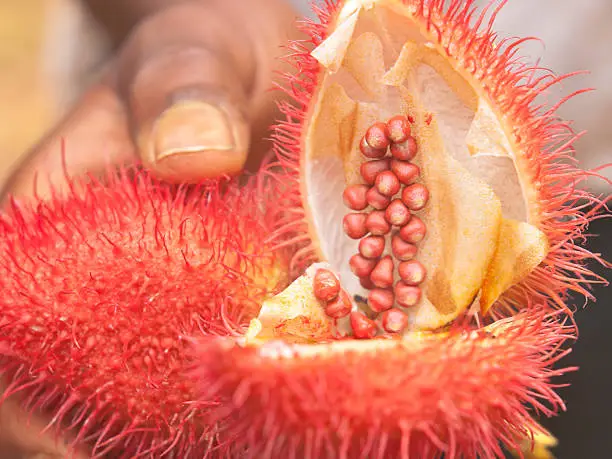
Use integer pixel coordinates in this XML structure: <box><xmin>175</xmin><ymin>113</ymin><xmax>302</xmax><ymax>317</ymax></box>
<box><xmin>1</xmin><ymin>82</ymin><xmax>134</xmax><ymax>201</ymax></box>
<box><xmin>117</xmin><ymin>1</ymin><xmax>298</xmax><ymax>182</ymax></box>
<box><xmin>117</xmin><ymin>3</ymin><xmax>253</xmax><ymax>182</ymax></box>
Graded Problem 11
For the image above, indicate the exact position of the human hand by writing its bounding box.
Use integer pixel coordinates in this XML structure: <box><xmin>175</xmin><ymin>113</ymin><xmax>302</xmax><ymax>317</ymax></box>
<box><xmin>2</xmin><ymin>0</ymin><xmax>299</xmax><ymax>200</ymax></box>
<box><xmin>0</xmin><ymin>0</ymin><xmax>299</xmax><ymax>456</ymax></box>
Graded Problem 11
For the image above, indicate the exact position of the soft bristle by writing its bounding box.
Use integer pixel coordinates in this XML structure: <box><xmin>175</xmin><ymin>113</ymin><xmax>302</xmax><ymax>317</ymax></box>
<box><xmin>194</xmin><ymin>308</ymin><xmax>575</xmax><ymax>458</ymax></box>
<box><xmin>0</xmin><ymin>168</ymin><xmax>287</xmax><ymax>457</ymax></box>
<box><xmin>269</xmin><ymin>0</ymin><xmax>610</xmax><ymax>308</ymax></box>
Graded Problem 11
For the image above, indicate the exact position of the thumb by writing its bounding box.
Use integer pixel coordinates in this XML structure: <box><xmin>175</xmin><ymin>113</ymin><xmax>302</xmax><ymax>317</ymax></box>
<box><xmin>116</xmin><ymin>3</ymin><xmax>259</xmax><ymax>182</ymax></box>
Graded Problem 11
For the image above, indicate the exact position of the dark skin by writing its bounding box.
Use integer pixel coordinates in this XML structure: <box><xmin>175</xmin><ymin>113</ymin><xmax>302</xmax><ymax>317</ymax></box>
<box><xmin>0</xmin><ymin>0</ymin><xmax>300</xmax><ymax>456</ymax></box>
<box><xmin>3</xmin><ymin>0</ymin><xmax>300</xmax><ymax>199</ymax></box>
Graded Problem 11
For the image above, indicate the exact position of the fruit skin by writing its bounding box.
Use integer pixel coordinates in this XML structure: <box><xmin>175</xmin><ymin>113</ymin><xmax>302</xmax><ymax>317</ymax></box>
<box><xmin>0</xmin><ymin>168</ymin><xmax>287</xmax><ymax>458</ymax></box>
<box><xmin>262</xmin><ymin>0</ymin><xmax>609</xmax><ymax>456</ymax></box>
<box><xmin>269</xmin><ymin>0</ymin><xmax>609</xmax><ymax>317</ymax></box>
<box><xmin>195</xmin><ymin>308</ymin><xmax>576</xmax><ymax>459</ymax></box>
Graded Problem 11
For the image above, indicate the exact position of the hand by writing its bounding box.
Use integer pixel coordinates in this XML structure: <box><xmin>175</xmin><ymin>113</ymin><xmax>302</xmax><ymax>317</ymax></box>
<box><xmin>2</xmin><ymin>0</ymin><xmax>299</xmax><ymax>200</ymax></box>
<box><xmin>0</xmin><ymin>0</ymin><xmax>299</xmax><ymax>456</ymax></box>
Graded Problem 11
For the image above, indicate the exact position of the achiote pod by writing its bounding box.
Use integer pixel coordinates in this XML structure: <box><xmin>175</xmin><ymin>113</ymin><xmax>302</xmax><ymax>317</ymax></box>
<box><xmin>198</xmin><ymin>0</ymin><xmax>609</xmax><ymax>457</ymax></box>
<box><xmin>0</xmin><ymin>172</ymin><xmax>290</xmax><ymax>457</ymax></box>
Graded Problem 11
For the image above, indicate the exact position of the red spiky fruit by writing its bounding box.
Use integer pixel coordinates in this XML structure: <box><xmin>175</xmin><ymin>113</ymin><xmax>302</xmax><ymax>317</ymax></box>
<box><xmin>195</xmin><ymin>309</ymin><xmax>576</xmax><ymax>458</ymax></box>
<box><xmin>0</xmin><ymin>169</ymin><xmax>288</xmax><ymax>457</ymax></box>
<box><xmin>195</xmin><ymin>0</ymin><xmax>609</xmax><ymax>457</ymax></box>
<box><xmin>270</xmin><ymin>0</ymin><xmax>608</xmax><ymax>325</ymax></box>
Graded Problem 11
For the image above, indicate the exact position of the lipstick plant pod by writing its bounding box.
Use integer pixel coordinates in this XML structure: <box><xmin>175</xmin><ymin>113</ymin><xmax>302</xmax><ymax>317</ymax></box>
<box><xmin>269</xmin><ymin>0</ymin><xmax>609</xmax><ymax>325</ymax></box>
<box><xmin>194</xmin><ymin>0</ymin><xmax>610</xmax><ymax>458</ymax></box>
<box><xmin>0</xmin><ymin>170</ymin><xmax>290</xmax><ymax>457</ymax></box>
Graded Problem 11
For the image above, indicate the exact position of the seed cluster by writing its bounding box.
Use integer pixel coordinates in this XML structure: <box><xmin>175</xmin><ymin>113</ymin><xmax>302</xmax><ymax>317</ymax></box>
<box><xmin>313</xmin><ymin>269</ymin><xmax>352</xmax><ymax>319</ymax></box>
<box><xmin>342</xmin><ymin>116</ymin><xmax>429</xmax><ymax>333</ymax></box>
<box><xmin>312</xmin><ymin>268</ymin><xmax>387</xmax><ymax>339</ymax></box>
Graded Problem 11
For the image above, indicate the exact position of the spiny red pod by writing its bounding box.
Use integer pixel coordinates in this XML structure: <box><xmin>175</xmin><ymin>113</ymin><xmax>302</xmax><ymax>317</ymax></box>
<box><xmin>244</xmin><ymin>0</ymin><xmax>609</xmax><ymax>457</ymax></box>
<box><xmin>0</xmin><ymin>169</ymin><xmax>288</xmax><ymax>457</ymax></box>
<box><xmin>197</xmin><ymin>309</ymin><xmax>577</xmax><ymax>458</ymax></box>
<box><xmin>269</xmin><ymin>0</ymin><xmax>608</xmax><ymax>329</ymax></box>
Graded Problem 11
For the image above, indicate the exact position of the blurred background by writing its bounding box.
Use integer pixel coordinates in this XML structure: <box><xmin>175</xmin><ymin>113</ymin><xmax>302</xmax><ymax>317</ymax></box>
<box><xmin>0</xmin><ymin>0</ymin><xmax>107</xmax><ymax>185</ymax></box>
<box><xmin>0</xmin><ymin>0</ymin><xmax>609</xmax><ymax>458</ymax></box>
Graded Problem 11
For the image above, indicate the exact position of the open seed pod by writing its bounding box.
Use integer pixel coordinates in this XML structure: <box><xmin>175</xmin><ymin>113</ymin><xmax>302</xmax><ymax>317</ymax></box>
<box><xmin>196</xmin><ymin>0</ymin><xmax>609</xmax><ymax>457</ymax></box>
<box><xmin>271</xmin><ymin>0</ymin><xmax>606</xmax><ymax>328</ymax></box>
<box><xmin>0</xmin><ymin>172</ymin><xmax>291</xmax><ymax>458</ymax></box>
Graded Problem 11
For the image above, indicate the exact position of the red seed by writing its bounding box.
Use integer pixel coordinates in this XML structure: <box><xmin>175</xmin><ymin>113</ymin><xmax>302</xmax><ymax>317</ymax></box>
<box><xmin>395</xmin><ymin>282</ymin><xmax>422</xmax><ymax>307</ymax></box>
<box><xmin>386</xmin><ymin>115</ymin><xmax>411</xmax><ymax>143</ymax></box>
<box><xmin>385</xmin><ymin>199</ymin><xmax>411</xmax><ymax>227</ymax></box>
<box><xmin>399</xmin><ymin>216</ymin><xmax>427</xmax><ymax>243</ymax></box>
<box><xmin>370</xmin><ymin>255</ymin><xmax>394</xmax><ymax>289</ymax></box>
<box><xmin>343</xmin><ymin>185</ymin><xmax>369</xmax><ymax>210</ymax></box>
<box><xmin>360</xmin><ymin>159</ymin><xmax>391</xmax><ymax>184</ymax></box>
<box><xmin>391</xmin><ymin>235</ymin><xmax>418</xmax><ymax>261</ymax></box>
<box><xmin>349</xmin><ymin>254</ymin><xmax>378</xmax><ymax>278</ymax></box>
<box><xmin>368</xmin><ymin>289</ymin><xmax>394</xmax><ymax>313</ymax></box>
<box><xmin>401</xmin><ymin>183</ymin><xmax>430</xmax><ymax>211</ymax></box>
<box><xmin>381</xmin><ymin>308</ymin><xmax>409</xmax><ymax>333</ymax></box>
<box><xmin>375</xmin><ymin>171</ymin><xmax>401</xmax><ymax>197</ymax></box>
<box><xmin>365</xmin><ymin>122</ymin><xmax>391</xmax><ymax>150</ymax></box>
<box><xmin>350</xmin><ymin>311</ymin><xmax>378</xmax><ymax>339</ymax></box>
<box><xmin>365</xmin><ymin>211</ymin><xmax>391</xmax><ymax>236</ymax></box>
<box><xmin>359</xmin><ymin>236</ymin><xmax>386</xmax><ymax>259</ymax></box>
<box><xmin>343</xmin><ymin>213</ymin><xmax>368</xmax><ymax>239</ymax></box>
<box><xmin>359</xmin><ymin>136</ymin><xmax>387</xmax><ymax>159</ymax></box>
<box><xmin>391</xmin><ymin>160</ymin><xmax>420</xmax><ymax>185</ymax></box>
<box><xmin>398</xmin><ymin>260</ymin><xmax>427</xmax><ymax>285</ymax></box>
<box><xmin>366</xmin><ymin>187</ymin><xmax>392</xmax><ymax>210</ymax></box>
<box><xmin>313</xmin><ymin>269</ymin><xmax>341</xmax><ymax>302</ymax></box>
<box><xmin>325</xmin><ymin>290</ymin><xmax>352</xmax><ymax>319</ymax></box>
<box><xmin>360</xmin><ymin>276</ymin><xmax>376</xmax><ymax>290</ymax></box>
<box><xmin>390</xmin><ymin>136</ymin><xmax>418</xmax><ymax>161</ymax></box>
